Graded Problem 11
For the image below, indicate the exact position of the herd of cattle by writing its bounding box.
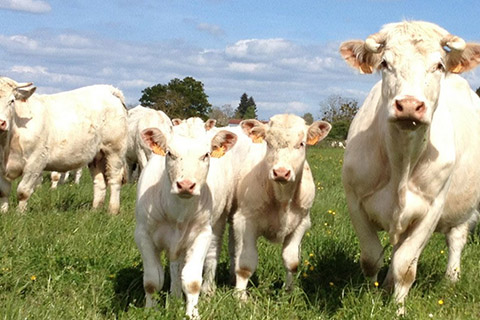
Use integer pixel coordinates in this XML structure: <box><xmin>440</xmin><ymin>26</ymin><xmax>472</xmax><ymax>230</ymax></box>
<box><xmin>1</xmin><ymin>20</ymin><xmax>480</xmax><ymax>317</ymax></box>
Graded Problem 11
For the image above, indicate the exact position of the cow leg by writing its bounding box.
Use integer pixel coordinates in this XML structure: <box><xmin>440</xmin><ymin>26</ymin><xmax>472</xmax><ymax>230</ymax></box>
<box><xmin>445</xmin><ymin>210</ymin><xmax>478</xmax><ymax>281</ymax></box>
<box><xmin>51</xmin><ymin>171</ymin><xmax>61</xmax><ymax>189</ymax></box>
<box><xmin>0</xmin><ymin>175</ymin><xmax>11</xmax><ymax>213</ymax></box>
<box><xmin>105</xmin><ymin>152</ymin><xmax>124</xmax><ymax>215</ymax></box>
<box><xmin>16</xmin><ymin>158</ymin><xmax>46</xmax><ymax>212</ymax></box>
<box><xmin>89</xmin><ymin>153</ymin><xmax>107</xmax><ymax>211</ymax></box>
<box><xmin>169</xmin><ymin>258</ymin><xmax>184</xmax><ymax>298</ymax></box>
<box><xmin>182</xmin><ymin>226</ymin><xmax>212</xmax><ymax>319</ymax></box>
<box><xmin>346</xmin><ymin>195</ymin><xmax>384</xmax><ymax>282</ymax></box>
<box><xmin>282</xmin><ymin>214</ymin><xmax>311</xmax><ymax>292</ymax></box>
<box><xmin>202</xmin><ymin>213</ymin><xmax>227</xmax><ymax>295</ymax></box>
<box><xmin>233</xmin><ymin>214</ymin><xmax>258</xmax><ymax>300</ymax></box>
<box><xmin>135</xmin><ymin>227</ymin><xmax>164</xmax><ymax>308</ymax></box>
<box><xmin>74</xmin><ymin>168</ymin><xmax>82</xmax><ymax>184</ymax></box>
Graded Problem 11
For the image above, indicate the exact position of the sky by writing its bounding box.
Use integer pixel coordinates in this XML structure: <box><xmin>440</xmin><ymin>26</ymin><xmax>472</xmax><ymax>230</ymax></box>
<box><xmin>1</xmin><ymin>0</ymin><xmax>480</xmax><ymax>120</ymax></box>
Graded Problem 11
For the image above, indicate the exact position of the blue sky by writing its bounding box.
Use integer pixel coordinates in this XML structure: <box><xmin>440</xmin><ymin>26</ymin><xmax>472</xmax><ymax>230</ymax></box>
<box><xmin>1</xmin><ymin>0</ymin><xmax>480</xmax><ymax>120</ymax></box>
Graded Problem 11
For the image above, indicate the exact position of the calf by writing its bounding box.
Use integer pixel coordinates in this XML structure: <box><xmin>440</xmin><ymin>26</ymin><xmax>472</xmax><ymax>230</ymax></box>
<box><xmin>231</xmin><ymin>114</ymin><xmax>331</xmax><ymax>298</ymax></box>
<box><xmin>135</xmin><ymin>119</ymin><xmax>237</xmax><ymax>318</ymax></box>
<box><xmin>340</xmin><ymin>20</ymin><xmax>480</xmax><ymax>312</ymax></box>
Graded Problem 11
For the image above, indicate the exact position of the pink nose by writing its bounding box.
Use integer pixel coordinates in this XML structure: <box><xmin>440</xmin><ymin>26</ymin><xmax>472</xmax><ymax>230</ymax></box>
<box><xmin>394</xmin><ymin>97</ymin><xmax>425</xmax><ymax>121</ymax></box>
<box><xmin>0</xmin><ymin>120</ymin><xmax>7</xmax><ymax>131</ymax></box>
<box><xmin>272</xmin><ymin>167</ymin><xmax>291</xmax><ymax>181</ymax></box>
<box><xmin>176</xmin><ymin>179</ymin><xmax>196</xmax><ymax>194</ymax></box>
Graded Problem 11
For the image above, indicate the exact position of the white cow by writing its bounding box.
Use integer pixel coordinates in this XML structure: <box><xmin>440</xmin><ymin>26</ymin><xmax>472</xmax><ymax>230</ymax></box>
<box><xmin>231</xmin><ymin>114</ymin><xmax>331</xmax><ymax>298</ymax></box>
<box><xmin>50</xmin><ymin>168</ymin><xmax>83</xmax><ymax>189</ymax></box>
<box><xmin>126</xmin><ymin>105</ymin><xmax>172</xmax><ymax>182</ymax></box>
<box><xmin>340</xmin><ymin>21</ymin><xmax>480</xmax><ymax>312</ymax></box>
<box><xmin>135</xmin><ymin>118</ymin><xmax>237</xmax><ymax>318</ymax></box>
<box><xmin>0</xmin><ymin>77</ymin><xmax>127</xmax><ymax>214</ymax></box>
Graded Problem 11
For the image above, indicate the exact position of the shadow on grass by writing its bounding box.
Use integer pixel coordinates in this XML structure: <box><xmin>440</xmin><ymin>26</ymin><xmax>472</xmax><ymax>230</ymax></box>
<box><xmin>111</xmin><ymin>266</ymin><xmax>145</xmax><ymax>313</ymax></box>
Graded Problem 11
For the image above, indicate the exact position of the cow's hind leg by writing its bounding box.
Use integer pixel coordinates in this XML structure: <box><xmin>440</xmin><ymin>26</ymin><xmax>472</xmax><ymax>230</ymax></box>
<box><xmin>445</xmin><ymin>210</ymin><xmax>478</xmax><ymax>281</ymax></box>
<box><xmin>105</xmin><ymin>151</ymin><xmax>124</xmax><ymax>215</ymax></box>
<box><xmin>89</xmin><ymin>152</ymin><xmax>107</xmax><ymax>211</ymax></box>
<box><xmin>0</xmin><ymin>176</ymin><xmax>11</xmax><ymax>213</ymax></box>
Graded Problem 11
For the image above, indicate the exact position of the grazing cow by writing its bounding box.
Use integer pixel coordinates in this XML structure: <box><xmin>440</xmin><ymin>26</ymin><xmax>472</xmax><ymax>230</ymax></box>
<box><xmin>50</xmin><ymin>168</ymin><xmax>83</xmax><ymax>189</ymax></box>
<box><xmin>231</xmin><ymin>114</ymin><xmax>331</xmax><ymax>299</ymax></box>
<box><xmin>135</xmin><ymin>118</ymin><xmax>237</xmax><ymax>318</ymax></box>
<box><xmin>340</xmin><ymin>21</ymin><xmax>480</xmax><ymax>312</ymax></box>
<box><xmin>126</xmin><ymin>105</ymin><xmax>172</xmax><ymax>181</ymax></box>
<box><xmin>0</xmin><ymin>77</ymin><xmax>127</xmax><ymax>214</ymax></box>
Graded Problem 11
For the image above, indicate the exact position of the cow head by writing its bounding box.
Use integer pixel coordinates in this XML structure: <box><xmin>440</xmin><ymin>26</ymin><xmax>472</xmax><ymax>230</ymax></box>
<box><xmin>241</xmin><ymin>114</ymin><xmax>331</xmax><ymax>184</ymax></box>
<box><xmin>141</xmin><ymin>126</ymin><xmax>237</xmax><ymax>198</ymax></box>
<box><xmin>340</xmin><ymin>21</ymin><xmax>480</xmax><ymax>130</ymax></box>
<box><xmin>0</xmin><ymin>77</ymin><xmax>36</xmax><ymax>132</ymax></box>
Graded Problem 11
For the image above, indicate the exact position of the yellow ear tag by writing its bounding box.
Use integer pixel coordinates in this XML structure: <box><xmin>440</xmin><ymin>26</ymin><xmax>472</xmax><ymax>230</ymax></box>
<box><xmin>252</xmin><ymin>136</ymin><xmax>263</xmax><ymax>143</ymax></box>
<box><xmin>307</xmin><ymin>136</ymin><xmax>320</xmax><ymax>146</ymax></box>
<box><xmin>450</xmin><ymin>63</ymin><xmax>463</xmax><ymax>73</ymax></box>
<box><xmin>152</xmin><ymin>144</ymin><xmax>166</xmax><ymax>156</ymax></box>
<box><xmin>211</xmin><ymin>146</ymin><xmax>226</xmax><ymax>158</ymax></box>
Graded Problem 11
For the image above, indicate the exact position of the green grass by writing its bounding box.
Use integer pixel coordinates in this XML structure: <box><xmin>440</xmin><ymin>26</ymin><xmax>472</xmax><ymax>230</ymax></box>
<box><xmin>1</xmin><ymin>148</ymin><xmax>480</xmax><ymax>319</ymax></box>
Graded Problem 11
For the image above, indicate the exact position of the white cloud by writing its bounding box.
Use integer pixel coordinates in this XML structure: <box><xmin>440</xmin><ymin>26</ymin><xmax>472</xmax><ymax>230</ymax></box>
<box><xmin>196</xmin><ymin>23</ymin><xmax>225</xmax><ymax>37</ymax></box>
<box><xmin>225</xmin><ymin>38</ymin><xmax>297</xmax><ymax>61</ymax></box>
<box><xmin>0</xmin><ymin>0</ymin><xmax>51</xmax><ymax>13</ymax></box>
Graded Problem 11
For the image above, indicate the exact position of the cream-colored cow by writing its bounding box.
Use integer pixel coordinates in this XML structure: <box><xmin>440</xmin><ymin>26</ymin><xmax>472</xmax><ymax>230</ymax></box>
<box><xmin>340</xmin><ymin>20</ymin><xmax>480</xmax><ymax>312</ymax></box>
<box><xmin>231</xmin><ymin>114</ymin><xmax>331</xmax><ymax>299</ymax></box>
<box><xmin>135</xmin><ymin>118</ymin><xmax>237</xmax><ymax>319</ymax></box>
<box><xmin>0</xmin><ymin>77</ymin><xmax>127</xmax><ymax>214</ymax></box>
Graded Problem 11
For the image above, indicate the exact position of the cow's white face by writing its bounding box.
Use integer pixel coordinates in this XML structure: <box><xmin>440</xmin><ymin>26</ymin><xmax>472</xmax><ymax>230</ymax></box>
<box><xmin>379</xmin><ymin>43</ymin><xmax>446</xmax><ymax>130</ymax></box>
<box><xmin>241</xmin><ymin>114</ymin><xmax>331</xmax><ymax>184</ymax></box>
<box><xmin>0</xmin><ymin>78</ymin><xmax>36</xmax><ymax>132</ymax></box>
<box><xmin>141</xmin><ymin>126</ymin><xmax>237</xmax><ymax>198</ymax></box>
<box><xmin>0</xmin><ymin>93</ymin><xmax>15</xmax><ymax>132</ymax></box>
<box><xmin>340</xmin><ymin>21</ymin><xmax>480</xmax><ymax>131</ymax></box>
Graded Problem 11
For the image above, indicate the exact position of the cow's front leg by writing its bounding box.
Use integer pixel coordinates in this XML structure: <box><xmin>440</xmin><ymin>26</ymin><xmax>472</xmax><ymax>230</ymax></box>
<box><xmin>170</xmin><ymin>257</ymin><xmax>184</xmax><ymax>298</ymax></box>
<box><xmin>202</xmin><ymin>213</ymin><xmax>227</xmax><ymax>295</ymax></box>
<box><xmin>282</xmin><ymin>214</ymin><xmax>311</xmax><ymax>292</ymax></box>
<box><xmin>0</xmin><ymin>175</ymin><xmax>11</xmax><ymax>213</ymax></box>
<box><xmin>233</xmin><ymin>213</ymin><xmax>258</xmax><ymax>301</ymax></box>
<box><xmin>182</xmin><ymin>226</ymin><xmax>212</xmax><ymax>319</ymax></box>
<box><xmin>16</xmin><ymin>159</ymin><xmax>46</xmax><ymax>212</ymax></box>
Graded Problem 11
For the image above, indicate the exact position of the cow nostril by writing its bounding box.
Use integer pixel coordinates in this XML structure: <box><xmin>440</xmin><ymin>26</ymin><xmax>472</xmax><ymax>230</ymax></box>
<box><xmin>273</xmin><ymin>170</ymin><xmax>278</xmax><ymax>177</ymax></box>
<box><xmin>395</xmin><ymin>100</ymin><xmax>403</xmax><ymax>112</ymax></box>
<box><xmin>176</xmin><ymin>182</ymin><xmax>183</xmax><ymax>190</ymax></box>
<box><xmin>416</xmin><ymin>103</ymin><xmax>425</xmax><ymax>112</ymax></box>
<box><xmin>285</xmin><ymin>170</ymin><xmax>291</xmax><ymax>178</ymax></box>
<box><xmin>189</xmin><ymin>183</ymin><xmax>196</xmax><ymax>191</ymax></box>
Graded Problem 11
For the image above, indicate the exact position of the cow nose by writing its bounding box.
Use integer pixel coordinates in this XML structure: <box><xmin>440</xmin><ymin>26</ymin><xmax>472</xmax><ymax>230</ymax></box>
<box><xmin>273</xmin><ymin>167</ymin><xmax>291</xmax><ymax>181</ymax></box>
<box><xmin>176</xmin><ymin>179</ymin><xmax>196</xmax><ymax>194</ymax></box>
<box><xmin>394</xmin><ymin>97</ymin><xmax>425</xmax><ymax>120</ymax></box>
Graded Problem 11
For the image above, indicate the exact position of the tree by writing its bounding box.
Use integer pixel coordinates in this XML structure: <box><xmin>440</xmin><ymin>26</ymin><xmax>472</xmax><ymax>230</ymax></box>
<box><xmin>476</xmin><ymin>87</ymin><xmax>480</xmax><ymax>97</ymax></box>
<box><xmin>302</xmin><ymin>112</ymin><xmax>314</xmax><ymax>125</ymax></box>
<box><xmin>320</xmin><ymin>95</ymin><xmax>359</xmax><ymax>140</ymax></box>
<box><xmin>139</xmin><ymin>77</ymin><xmax>212</xmax><ymax>119</ymax></box>
<box><xmin>235</xmin><ymin>93</ymin><xmax>257</xmax><ymax>119</ymax></box>
<box><xmin>208</xmin><ymin>104</ymin><xmax>234</xmax><ymax>127</ymax></box>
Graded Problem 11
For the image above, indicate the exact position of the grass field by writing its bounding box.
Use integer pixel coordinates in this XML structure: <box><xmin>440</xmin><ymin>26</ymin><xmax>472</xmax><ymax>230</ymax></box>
<box><xmin>1</xmin><ymin>147</ymin><xmax>480</xmax><ymax>319</ymax></box>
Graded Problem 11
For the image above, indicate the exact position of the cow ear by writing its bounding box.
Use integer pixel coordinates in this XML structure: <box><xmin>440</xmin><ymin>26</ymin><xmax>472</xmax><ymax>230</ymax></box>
<box><xmin>141</xmin><ymin>128</ymin><xmax>167</xmax><ymax>156</ymax></box>
<box><xmin>14</xmin><ymin>86</ymin><xmax>36</xmax><ymax>101</ymax></box>
<box><xmin>240</xmin><ymin>119</ymin><xmax>266</xmax><ymax>143</ymax></box>
<box><xmin>172</xmin><ymin>118</ymin><xmax>183</xmax><ymax>126</ymax></box>
<box><xmin>447</xmin><ymin>43</ymin><xmax>480</xmax><ymax>73</ymax></box>
<box><xmin>205</xmin><ymin>119</ymin><xmax>217</xmax><ymax>131</ymax></box>
<box><xmin>307</xmin><ymin>121</ymin><xmax>331</xmax><ymax>145</ymax></box>
<box><xmin>339</xmin><ymin>40</ymin><xmax>380</xmax><ymax>74</ymax></box>
<box><xmin>211</xmin><ymin>130</ymin><xmax>237</xmax><ymax>158</ymax></box>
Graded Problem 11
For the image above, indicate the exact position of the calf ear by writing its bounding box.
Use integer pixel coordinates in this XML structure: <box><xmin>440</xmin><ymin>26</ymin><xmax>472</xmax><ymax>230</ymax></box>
<box><xmin>447</xmin><ymin>43</ymin><xmax>480</xmax><ymax>73</ymax></box>
<box><xmin>211</xmin><ymin>130</ymin><xmax>237</xmax><ymax>158</ymax></box>
<box><xmin>205</xmin><ymin>119</ymin><xmax>217</xmax><ymax>131</ymax></box>
<box><xmin>240</xmin><ymin>119</ymin><xmax>266</xmax><ymax>143</ymax></box>
<box><xmin>141</xmin><ymin>128</ymin><xmax>167</xmax><ymax>156</ymax></box>
<box><xmin>339</xmin><ymin>40</ymin><xmax>380</xmax><ymax>74</ymax></box>
<box><xmin>307</xmin><ymin>121</ymin><xmax>331</xmax><ymax>145</ymax></box>
<box><xmin>14</xmin><ymin>86</ymin><xmax>36</xmax><ymax>101</ymax></box>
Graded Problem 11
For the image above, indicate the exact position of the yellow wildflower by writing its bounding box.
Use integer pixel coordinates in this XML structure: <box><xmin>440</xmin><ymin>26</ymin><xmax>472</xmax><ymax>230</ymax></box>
<box><xmin>30</xmin><ymin>275</ymin><xmax>37</xmax><ymax>281</ymax></box>
<box><xmin>438</xmin><ymin>299</ymin><xmax>444</xmax><ymax>305</ymax></box>
<box><xmin>374</xmin><ymin>281</ymin><xmax>379</xmax><ymax>287</ymax></box>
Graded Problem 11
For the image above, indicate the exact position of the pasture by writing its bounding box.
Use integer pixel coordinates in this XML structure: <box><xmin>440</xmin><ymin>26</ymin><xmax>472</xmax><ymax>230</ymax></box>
<box><xmin>1</xmin><ymin>147</ymin><xmax>480</xmax><ymax>319</ymax></box>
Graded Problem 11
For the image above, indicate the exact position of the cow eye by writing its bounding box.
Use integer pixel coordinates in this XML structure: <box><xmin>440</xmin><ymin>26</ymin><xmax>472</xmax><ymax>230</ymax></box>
<box><xmin>295</xmin><ymin>142</ymin><xmax>306</xmax><ymax>149</ymax></box>
<box><xmin>433</xmin><ymin>62</ymin><xmax>445</xmax><ymax>72</ymax></box>
<box><xmin>379</xmin><ymin>59</ymin><xmax>389</xmax><ymax>70</ymax></box>
<box><xmin>166</xmin><ymin>150</ymin><xmax>177</xmax><ymax>160</ymax></box>
<box><xmin>201</xmin><ymin>152</ymin><xmax>210</xmax><ymax>161</ymax></box>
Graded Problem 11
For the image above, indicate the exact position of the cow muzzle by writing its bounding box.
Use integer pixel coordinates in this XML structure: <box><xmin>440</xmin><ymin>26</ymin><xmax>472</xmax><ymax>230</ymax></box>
<box><xmin>0</xmin><ymin>119</ymin><xmax>8</xmax><ymax>131</ymax></box>
<box><xmin>175</xmin><ymin>179</ymin><xmax>197</xmax><ymax>198</ymax></box>
<box><xmin>271</xmin><ymin>167</ymin><xmax>292</xmax><ymax>183</ymax></box>
<box><xmin>391</xmin><ymin>96</ymin><xmax>427</xmax><ymax>130</ymax></box>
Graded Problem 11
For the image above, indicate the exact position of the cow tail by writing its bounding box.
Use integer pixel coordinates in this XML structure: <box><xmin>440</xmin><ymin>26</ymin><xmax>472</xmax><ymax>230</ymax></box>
<box><xmin>111</xmin><ymin>87</ymin><xmax>127</xmax><ymax>109</ymax></box>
